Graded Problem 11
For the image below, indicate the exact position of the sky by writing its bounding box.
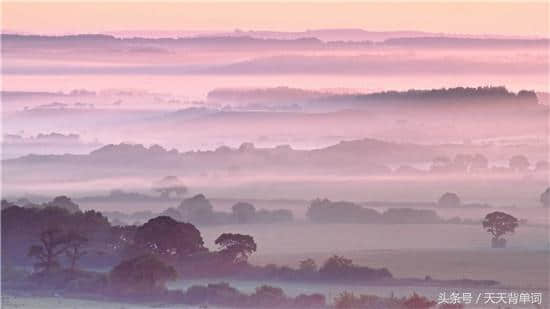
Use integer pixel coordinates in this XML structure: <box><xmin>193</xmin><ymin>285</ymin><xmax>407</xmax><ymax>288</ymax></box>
<box><xmin>2</xmin><ymin>2</ymin><xmax>549</xmax><ymax>37</ymax></box>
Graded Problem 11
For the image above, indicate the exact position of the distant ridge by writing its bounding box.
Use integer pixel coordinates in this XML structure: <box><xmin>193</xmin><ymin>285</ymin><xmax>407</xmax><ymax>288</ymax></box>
<box><xmin>208</xmin><ymin>86</ymin><xmax>540</xmax><ymax>108</ymax></box>
<box><xmin>3</xmin><ymin>33</ymin><xmax>548</xmax><ymax>48</ymax></box>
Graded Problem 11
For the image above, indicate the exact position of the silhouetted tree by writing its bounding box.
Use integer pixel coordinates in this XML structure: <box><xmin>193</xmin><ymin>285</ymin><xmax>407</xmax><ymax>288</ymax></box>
<box><xmin>319</xmin><ymin>255</ymin><xmax>353</xmax><ymax>277</ymax></box>
<box><xmin>28</xmin><ymin>228</ymin><xmax>70</xmax><ymax>272</ymax></box>
<box><xmin>65</xmin><ymin>231</ymin><xmax>88</xmax><ymax>272</ymax></box>
<box><xmin>438</xmin><ymin>192</ymin><xmax>461</xmax><ymax>208</ymax></box>
<box><xmin>134</xmin><ymin>216</ymin><xmax>204</xmax><ymax>259</ymax></box>
<box><xmin>215</xmin><ymin>233</ymin><xmax>257</xmax><ymax>263</ymax></box>
<box><xmin>110</xmin><ymin>255</ymin><xmax>177</xmax><ymax>294</ymax></box>
<box><xmin>509</xmin><ymin>155</ymin><xmax>530</xmax><ymax>172</ymax></box>
<box><xmin>2</xmin><ymin>204</ymin><xmax>112</xmax><ymax>267</ymax></box>
<box><xmin>482</xmin><ymin>212</ymin><xmax>519</xmax><ymax>248</ymax></box>
<box><xmin>44</xmin><ymin>196</ymin><xmax>80</xmax><ymax>213</ymax></box>
<box><xmin>177</xmin><ymin>194</ymin><xmax>216</xmax><ymax>225</ymax></box>
<box><xmin>540</xmin><ymin>188</ymin><xmax>550</xmax><ymax>207</ymax></box>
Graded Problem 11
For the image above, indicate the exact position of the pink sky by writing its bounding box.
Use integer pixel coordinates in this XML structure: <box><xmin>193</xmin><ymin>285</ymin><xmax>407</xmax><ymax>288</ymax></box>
<box><xmin>2</xmin><ymin>2</ymin><xmax>549</xmax><ymax>37</ymax></box>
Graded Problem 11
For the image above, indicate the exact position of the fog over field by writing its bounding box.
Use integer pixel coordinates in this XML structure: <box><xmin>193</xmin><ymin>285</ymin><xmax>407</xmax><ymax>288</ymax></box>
<box><xmin>2</xmin><ymin>2</ymin><xmax>549</xmax><ymax>309</ymax></box>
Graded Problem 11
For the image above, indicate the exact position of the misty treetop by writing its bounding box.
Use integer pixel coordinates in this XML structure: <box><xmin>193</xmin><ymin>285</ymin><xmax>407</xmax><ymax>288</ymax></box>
<box><xmin>160</xmin><ymin>193</ymin><xmax>293</xmax><ymax>226</ymax></box>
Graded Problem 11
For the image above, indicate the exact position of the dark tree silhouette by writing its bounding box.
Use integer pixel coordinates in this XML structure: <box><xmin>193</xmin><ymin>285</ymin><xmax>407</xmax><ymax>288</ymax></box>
<box><xmin>134</xmin><ymin>216</ymin><xmax>204</xmax><ymax>259</ymax></box>
<box><xmin>65</xmin><ymin>231</ymin><xmax>88</xmax><ymax>272</ymax></box>
<box><xmin>438</xmin><ymin>192</ymin><xmax>461</xmax><ymax>208</ymax></box>
<box><xmin>110</xmin><ymin>255</ymin><xmax>177</xmax><ymax>294</ymax></box>
<box><xmin>2</xmin><ymin>203</ymin><xmax>113</xmax><ymax>267</ymax></box>
<box><xmin>319</xmin><ymin>255</ymin><xmax>392</xmax><ymax>281</ymax></box>
<box><xmin>28</xmin><ymin>228</ymin><xmax>70</xmax><ymax>272</ymax></box>
<box><xmin>482</xmin><ymin>211</ymin><xmax>519</xmax><ymax>248</ymax></box>
<box><xmin>540</xmin><ymin>188</ymin><xmax>550</xmax><ymax>207</ymax></box>
<box><xmin>215</xmin><ymin>233</ymin><xmax>257</xmax><ymax>263</ymax></box>
<box><xmin>44</xmin><ymin>196</ymin><xmax>80</xmax><ymax>213</ymax></box>
<box><xmin>509</xmin><ymin>155</ymin><xmax>530</xmax><ymax>172</ymax></box>
<box><xmin>319</xmin><ymin>255</ymin><xmax>353</xmax><ymax>277</ymax></box>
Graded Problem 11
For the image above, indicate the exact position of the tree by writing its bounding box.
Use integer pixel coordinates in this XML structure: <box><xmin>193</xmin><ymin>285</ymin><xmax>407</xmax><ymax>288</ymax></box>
<box><xmin>28</xmin><ymin>228</ymin><xmax>70</xmax><ymax>272</ymax></box>
<box><xmin>152</xmin><ymin>176</ymin><xmax>187</xmax><ymax>199</ymax></box>
<box><xmin>319</xmin><ymin>255</ymin><xmax>353</xmax><ymax>278</ymax></box>
<box><xmin>540</xmin><ymin>188</ymin><xmax>550</xmax><ymax>207</ymax></box>
<box><xmin>232</xmin><ymin>202</ymin><xmax>256</xmax><ymax>224</ymax></box>
<box><xmin>65</xmin><ymin>231</ymin><xmax>88</xmax><ymax>272</ymax></box>
<box><xmin>109</xmin><ymin>225</ymin><xmax>138</xmax><ymax>256</ymax></box>
<box><xmin>509</xmin><ymin>155</ymin><xmax>530</xmax><ymax>172</ymax></box>
<box><xmin>482</xmin><ymin>212</ymin><xmax>519</xmax><ymax>248</ymax></box>
<box><xmin>215</xmin><ymin>233</ymin><xmax>257</xmax><ymax>263</ymax></box>
<box><xmin>299</xmin><ymin>258</ymin><xmax>318</xmax><ymax>273</ymax></box>
<box><xmin>110</xmin><ymin>255</ymin><xmax>177</xmax><ymax>294</ymax></box>
<box><xmin>134</xmin><ymin>216</ymin><xmax>204</xmax><ymax>259</ymax></box>
<box><xmin>251</xmin><ymin>285</ymin><xmax>287</xmax><ymax>307</ymax></box>
<box><xmin>177</xmin><ymin>194</ymin><xmax>216</xmax><ymax>225</ymax></box>
<box><xmin>44</xmin><ymin>196</ymin><xmax>80</xmax><ymax>213</ymax></box>
<box><xmin>438</xmin><ymin>192</ymin><xmax>461</xmax><ymax>208</ymax></box>
<box><xmin>470</xmin><ymin>153</ymin><xmax>489</xmax><ymax>170</ymax></box>
<box><xmin>2</xmin><ymin>204</ymin><xmax>112</xmax><ymax>268</ymax></box>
